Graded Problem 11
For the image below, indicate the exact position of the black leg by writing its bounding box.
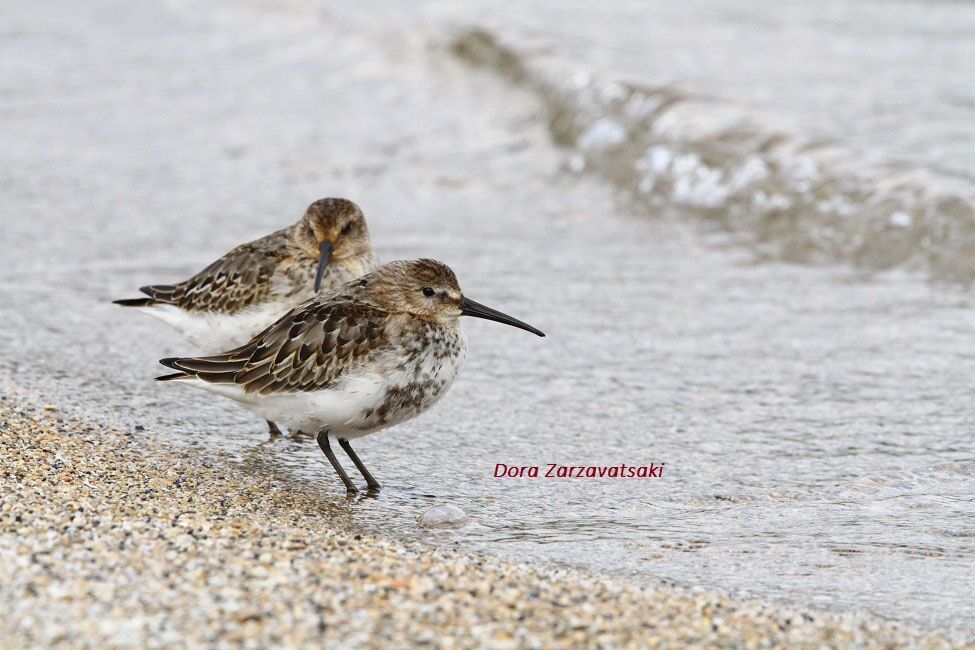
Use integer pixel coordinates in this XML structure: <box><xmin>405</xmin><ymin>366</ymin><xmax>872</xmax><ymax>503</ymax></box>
<box><xmin>266</xmin><ymin>420</ymin><xmax>283</xmax><ymax>438</ymax></box>
<box><xmin>339</xmin><ymin>439</ymin><xmax>381</xmax><ymax>492</ymax></box>
<box><xmin>316</xmin><ymin>431</ymin><xmax>358</xmax><ymax>493</ymax></box>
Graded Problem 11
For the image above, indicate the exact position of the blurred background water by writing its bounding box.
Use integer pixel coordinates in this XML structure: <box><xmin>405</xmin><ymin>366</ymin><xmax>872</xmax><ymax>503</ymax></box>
<box><xmin>1</xmin><ymin>0</ymin><xmax>973</xmax><ymax>635</ymax></box>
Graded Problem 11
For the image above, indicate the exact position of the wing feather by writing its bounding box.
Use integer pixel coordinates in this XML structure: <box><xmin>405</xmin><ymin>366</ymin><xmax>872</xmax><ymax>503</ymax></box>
<box><xmin>157</xmin><ymin>296</ymin><xmax>389</xmax><ymax>394</ymax></box>
<box><xmin>141</xmin><ymin>230</ymin><xmax>289</xmax><ymax>313</ymax></box>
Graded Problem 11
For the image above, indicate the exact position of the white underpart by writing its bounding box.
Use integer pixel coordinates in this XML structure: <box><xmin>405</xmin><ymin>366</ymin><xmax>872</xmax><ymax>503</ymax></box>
<box><xmin>170</xmin><ymin>330</ymin><xmax>468</xmax><ymax>439</ymax></box>
<box><xmin>138</xmin><ymin>300</ymin><xmax>295</xmax><ymax>353</ymax></box>
<box><xmin>174</xmin><ymin>372</ymin><xmax>392</xmax><ymax>436</ymax></box>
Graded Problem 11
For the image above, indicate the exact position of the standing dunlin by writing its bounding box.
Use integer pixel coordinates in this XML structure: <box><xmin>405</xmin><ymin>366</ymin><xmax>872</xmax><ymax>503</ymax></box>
<box><xmin>114</xmin><ymin>198</ymin><xmax>379</xmax><ymax>436</ymax></box>
<box><xmin>155</xmin><ymin>259</ymin><xmax>544</xmax><ymax>493</ymax></box>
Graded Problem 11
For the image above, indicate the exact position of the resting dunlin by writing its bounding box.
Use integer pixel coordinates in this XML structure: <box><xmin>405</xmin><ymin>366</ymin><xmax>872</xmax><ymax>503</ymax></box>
<box><xmin>114</xmin><ymin>198</ymin><xmax>378</xmax><ymax>436</ymax></box>
<box><xmin>156</xmin><ymin>259</ymin><xmax>544</xmax><ymax>494</ymax></box>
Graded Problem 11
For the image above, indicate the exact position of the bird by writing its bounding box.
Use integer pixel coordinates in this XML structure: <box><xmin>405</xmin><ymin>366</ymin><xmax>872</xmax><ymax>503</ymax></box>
<box><xmin>114</xmin><ymin>197</ymin><xmax>379</xmax><ymax>437</ymax></box>
<box><xmin>154</xmin><ymin>258</ymin><xmax>545</xmax><ymax>494</ymax></box>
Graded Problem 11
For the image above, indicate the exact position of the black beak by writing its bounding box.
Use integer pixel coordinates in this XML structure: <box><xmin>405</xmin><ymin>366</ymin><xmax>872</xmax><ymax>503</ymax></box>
<box><xmin>459</xmin><ymin>296</ymin><xmax>545</xmax><ymax>337</ymax></box>
<box><xmin>314</xmin><ymin>241</ymin><xmax>333</xmax><ymax>293</ymax></box>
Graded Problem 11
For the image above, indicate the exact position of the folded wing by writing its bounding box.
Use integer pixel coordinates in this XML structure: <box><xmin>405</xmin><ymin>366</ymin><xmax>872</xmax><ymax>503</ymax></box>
<box><xmin>137</xmin><ymin>233</ymin><xmax>287</xmax><ymax>313</ymax></box>
<box><xmin>159</xmin><ymin>296</ymin><xmax>389</xmax><ymax>394</ymax></box>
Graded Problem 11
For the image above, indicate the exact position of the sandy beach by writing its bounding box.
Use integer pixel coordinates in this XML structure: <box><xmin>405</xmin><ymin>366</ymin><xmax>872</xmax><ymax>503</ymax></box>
<box><xmin>1</xmin><ymin>394</ymin><xmax>958</xmax><ymax>648</ymax></box>
<box><xmin>3</xmin><ymin>0</ymin><xmax>974</xmax><ymax>644</ymax></box>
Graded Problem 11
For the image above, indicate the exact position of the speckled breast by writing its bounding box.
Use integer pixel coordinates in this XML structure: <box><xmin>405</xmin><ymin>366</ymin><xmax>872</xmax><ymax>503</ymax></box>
<box><xmin>360</xmin><ymin>323</ymin><xmax>468</xmax><ymax>431</ymax></box>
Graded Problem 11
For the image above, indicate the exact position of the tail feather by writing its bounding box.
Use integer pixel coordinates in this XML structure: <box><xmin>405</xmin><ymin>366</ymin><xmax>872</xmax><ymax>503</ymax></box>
<box><xmin>159</xmin><ymin>357</ymin><xmax>183</xmax><ymax>370</ymax></box>
<box><xmin>116</xmin><ymin>282</ymin><xmax>180</xmax><ymax>306</ymax></box>
<box><xmin>155</xmin><ymin>372</ymin><xmax>189</xmax><ymax>381</ymax></box>
<box><xmin>113</xmin><ymin>297</ymin><xmax>157</xmax><ymax>307</ymax></box>
<box><xmin>158</xmin><ymin>353</ymin><xmax>250</xmax><ymax>384</ymax></box>
<box><xmin>171</xmin><ymin>357</ymin><xmax>246</xmax><ymax>374</ymax></box>
<box><xmin>141</xmin><ymin>284</ymin><xmax>177</xmax><ymax>299</ymax></box>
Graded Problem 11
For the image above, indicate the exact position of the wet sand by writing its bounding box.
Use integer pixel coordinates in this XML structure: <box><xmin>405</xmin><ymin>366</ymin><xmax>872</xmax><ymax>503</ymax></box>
<box><xmin>0</xmin><ymin>395</ymin><xmax>955</xmax><ymax>648</ymax></box>
<box><xmin>3</xmin><ymin>0</ymin><xmax>974</xmax><ymax>638</ymax></box>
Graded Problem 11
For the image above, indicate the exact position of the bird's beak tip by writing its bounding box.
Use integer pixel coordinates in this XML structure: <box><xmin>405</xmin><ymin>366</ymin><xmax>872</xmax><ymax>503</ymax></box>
<box><xmin>459</xmin><ymin>296</ymin><xmax>545</xmax><ymax>338</ymax></box>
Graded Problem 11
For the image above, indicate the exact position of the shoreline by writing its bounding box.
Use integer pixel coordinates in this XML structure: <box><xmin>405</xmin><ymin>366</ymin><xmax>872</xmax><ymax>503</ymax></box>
<box><xmin>0</xmin><ymin>394</ymin><xmax>961</xmax><ymax>647</ymax></box>
<box><xmin>3</xmin><ymin>0</ymin><xmax>972</xmax><ymax>632</ymax></box>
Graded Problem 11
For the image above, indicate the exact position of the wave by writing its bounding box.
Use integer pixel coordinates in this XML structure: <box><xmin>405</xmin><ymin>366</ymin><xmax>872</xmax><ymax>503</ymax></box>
<box><xmin>452</xmin><ymin>28</ymin><xmax>975</xmax><ymax>283</ymax></box>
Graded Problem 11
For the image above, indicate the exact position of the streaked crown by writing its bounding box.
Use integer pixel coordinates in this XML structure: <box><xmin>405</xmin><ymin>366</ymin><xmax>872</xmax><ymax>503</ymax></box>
<box><xmin>355</xmin><ymin>259</ymin><xmax>463</xmax><ymax>319</ymax></box>
<box><xmin>290</xmin><ymin>198</ymin><xmax>372</xmax><ymax>260</ymax></box>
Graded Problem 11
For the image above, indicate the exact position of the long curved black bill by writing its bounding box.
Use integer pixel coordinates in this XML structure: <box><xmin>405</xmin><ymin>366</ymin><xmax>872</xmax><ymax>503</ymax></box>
<box><xmin>314</xmin><ymin>241</ymin><xmax>333</xmax><ymax>293</ymax></box>
<box><xmin>459</xmin><ymin>296</ymin><xmax>545</xmax><ymax>337</ymax></box>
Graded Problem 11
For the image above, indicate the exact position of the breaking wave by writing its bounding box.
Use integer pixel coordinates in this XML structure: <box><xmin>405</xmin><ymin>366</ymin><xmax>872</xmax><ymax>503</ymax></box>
<box><xmin>452</xmin><ymin>28</ymin><xmax>975</xmax><ymax>283</ymax></box>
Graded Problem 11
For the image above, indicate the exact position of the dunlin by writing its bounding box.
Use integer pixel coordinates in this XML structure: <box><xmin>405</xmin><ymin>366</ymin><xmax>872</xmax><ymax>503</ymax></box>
<box><xmin>155</xmin><ymin>259</ymin><xmax>544</xmax><ymax>493</ymax></box>
<box><xmin>114</xmin><ymin>198</ymin><xmax>378</xmax><ymax>436</ymax></box>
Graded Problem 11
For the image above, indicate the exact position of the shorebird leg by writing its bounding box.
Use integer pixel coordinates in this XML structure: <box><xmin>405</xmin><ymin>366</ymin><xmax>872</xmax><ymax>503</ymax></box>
<box><xmin>316</xmin><ymin>431</ymin><xmax>358</xmax><ymax>493</ymax></box>
<box><xmin>266</xmin><ymin>420</ymin><xmax>283</xmax><ymax>439</ymax></box>
<box><xmin>339</xmin><ymin>439</ymin><xmax>381</xmax><ymax>492</ymax></box>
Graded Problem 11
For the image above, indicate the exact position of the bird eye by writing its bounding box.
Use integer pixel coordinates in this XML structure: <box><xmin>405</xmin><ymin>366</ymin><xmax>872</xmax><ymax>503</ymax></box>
<box><xmin>340</xmin><ymin>222</ymin><xmax>354</xmax><ymax>236</ymax></box>
<box><xmin>422</xmin><ymin>287</ymin><xmax>435</xmax><ymax>297</ymax></box>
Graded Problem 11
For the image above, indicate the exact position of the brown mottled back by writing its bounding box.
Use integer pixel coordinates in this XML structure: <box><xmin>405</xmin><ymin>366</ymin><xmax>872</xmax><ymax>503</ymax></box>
<box><xmin>157</xmin><ymin>259</ymin><xmax>467</xmax><ymax>393</ymax></box>
<box><xmin>139</xmin><ymin>230</ymin><xmax>290</xmax><ymax>313</ymax></box>
<box><xmin>131</xmin><ymin>198</ymin><xmax>376</xmax><ymax>314</ymax></box>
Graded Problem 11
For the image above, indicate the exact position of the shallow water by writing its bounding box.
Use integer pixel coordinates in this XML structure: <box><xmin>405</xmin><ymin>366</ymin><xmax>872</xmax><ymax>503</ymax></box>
<box><xmin>1</xmin><ymin>0</ymin><xmax>973</xmax><ymax>636</ymax></box>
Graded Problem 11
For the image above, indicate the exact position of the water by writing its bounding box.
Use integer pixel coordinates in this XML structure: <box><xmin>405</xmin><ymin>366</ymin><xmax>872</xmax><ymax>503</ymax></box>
<box><xmin>1</xmin><ymin>0</ymin><xmax>973</xmax><ymax>636</ymax></box>
<box><xmin>445</xmin><ymin>15</ymin><xmax>975</xmax><ymax>283</ymax></box>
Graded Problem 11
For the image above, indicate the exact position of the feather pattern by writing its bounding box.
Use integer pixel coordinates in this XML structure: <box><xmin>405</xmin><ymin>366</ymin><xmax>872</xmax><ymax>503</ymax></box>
<box><xmin>157</xmin><ymin>260</ymin><xmax>486</xmax><ymax>441</ymax></box>
<box><xmin>161</xmin><ymin>294</ymin><xmax>389</xmax><ymax>395</ymax></box>
<box><xmin>114</xmin><ymin>198</ymin><xmax>379</xmax><ymax>353</ymax></box>
<box><xmin>140</xmin><ymin>230</ymin><xmax>292</xmax><ymax>314</ymax></box>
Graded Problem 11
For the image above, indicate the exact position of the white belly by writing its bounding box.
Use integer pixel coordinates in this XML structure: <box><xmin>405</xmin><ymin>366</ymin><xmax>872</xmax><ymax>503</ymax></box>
<box><xmin>181</xmin><ymin>372</ymin><xmax>395</xmax><ymax>435</ymax></box>
<box><xmin>171</xmin><ymin>332</ymin><xmax>468</xmax><ymax>438</ymax></box>
<box><xmin>139</xmin><ymin>301</ymin><xmax>294</xmax><ymax>353</ymax></box>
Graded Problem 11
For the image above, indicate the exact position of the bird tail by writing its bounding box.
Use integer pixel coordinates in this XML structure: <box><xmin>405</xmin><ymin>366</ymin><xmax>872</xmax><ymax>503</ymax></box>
<box><xmin>155</xmin><ymin>371</ymin><xmax>189</xmax><ymax>381</ymax></box>
<box><xmin>113</xmin><ymin>297</ymin><xmax>157</xmax><ymax>307</ymax></box>
<box><xmin>114</xmin><ymin>284</ymin><xmax>179</xmax><ymax>308</ymax></box>
<box><xmin>157</xmin><ymin>353</ymin><xmax>250</xmax><ymax>384</ymax></box>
